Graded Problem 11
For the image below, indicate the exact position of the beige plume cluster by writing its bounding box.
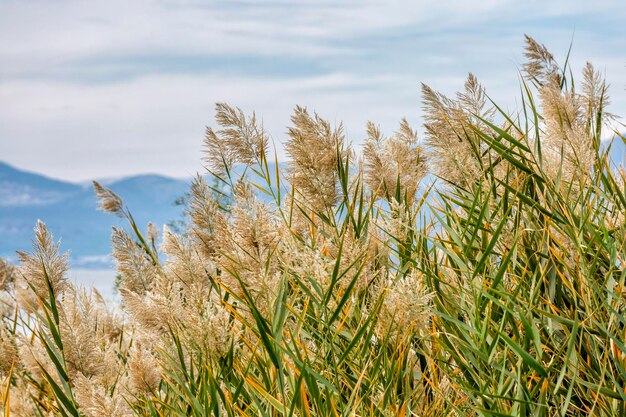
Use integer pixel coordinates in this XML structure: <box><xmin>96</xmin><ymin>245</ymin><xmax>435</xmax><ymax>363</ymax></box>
<box><xmin>1</xmin><ymin>36</ymin><xmax>621</xmax><ymax>416</ymax></box>
<box><xmin>203</xmin><ymin>103</ymin><xmax>269</xmax><ymax>174</ymax></box>
<box><xmin>286</xmin><ymin>106</ymin><xmax>348</xmax><ymax>213</ymax></box>
<box><xmin>363</xmin><ymin>119</ymin><xmax>426</xmax><ymax>203</ymax></box>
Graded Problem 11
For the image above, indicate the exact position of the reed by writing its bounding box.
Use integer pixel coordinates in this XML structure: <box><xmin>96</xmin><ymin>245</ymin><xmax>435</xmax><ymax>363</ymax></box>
<box><xmin>1</xmin><ymin>35</ymin><xmax>624</xmax><ymax>416</ymax></box>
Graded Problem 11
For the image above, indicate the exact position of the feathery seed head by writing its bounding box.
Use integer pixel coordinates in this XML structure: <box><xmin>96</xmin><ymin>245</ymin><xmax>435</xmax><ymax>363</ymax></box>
<box><xmin>1</xmin><ymin>380</ymin><xmax>38</xmax><ymax>416</ymax></box>
<box><xmin>180</xmin><ymin>291</ymin><xmax>233</xmax><ymax>358</ymax></box>
<box><xmin>186</xmin><ymin>175</ymin><xmax>220</xmax><ymax>256</ymax></box>
<box><xmin>57</xmin><ymin>286</ymin><xmax>126</xmax><ymax>381</ymax></box>
<box><xmin>93</xmin><ymin>181</ymin><xmax>124</xmax><ymax>217</ymax></box>
<box><xmin>0</xmin><ymin>322</ymin><xmax>18</xmax><ymax>377</ymax></box>
<box><xmin>213</xmin><ymin>181</ymin><xmax>283</xmax><ymax>311</ymax></box>
<box><xmin>457</xmin><ymin>73</ymin><xmax>495</xmax><ymax>123</ymax></box>
<box><xmin>161</xmin><ymin>225</ymin><xmax>215</xmax><ymax>288</ymax></box>
<box><xmin>421</xmin><ymin>78</ymin><xmax>485</xmax><ymax>186</ymax></box>
<box><xmin>0</xmin><ymin>258</ymin><xmax>15</xmax><ymax>292</ymax></box>
<box><xmin>286</xmin><ymin>106</ymin><xmax>347</xmax><ymax>212</ymax></box>
<box><xmin>146</xmin><ymin>222</ymin><xmax>159</xmax><ymax>243</ymax></box>
<box><xmin>376</xmin><ymin>270</ymin><xmax>433</xmax><ymax>344</ymax></box>
<box><xmin>73</xmin><ymin>373</ymin><xmax>133</xmax><ymax>417</ymax></box>
<box><xmin>16</xmin><ymin>221</ymin><xmax>69</xmax><ymax>311</ymax></box>
<box><xmin>580</xmin><ymin>61</ymin><xmax>614</xmax><ymax>129</ymax></box>
<box><xmin>203</xmin><ymin>103</ymin><xmax>268</xmax><ymax>173</ymax></box>
<box><xmin>127</xmin><ymin>343</ymin><xmax>161</xmax><ymax>394</ymax></box>
<box><xmin>363</xmin><ymin>118</ymin><xmax>426</xmax><ymax>202</ymax></box>
<box><xmin>112</xmin><ymin>227</ymin><xmax>157</xmax><ymax>295</ymax></box>
<box><xmin>538</xmin><ymin>80</ymin><xmax>594</xmax><ymax>182</ymax></box>
<box><xmin>523</xmin><ymin>34</ymin><xmax>560</xmax><ymax>85</ymax></box>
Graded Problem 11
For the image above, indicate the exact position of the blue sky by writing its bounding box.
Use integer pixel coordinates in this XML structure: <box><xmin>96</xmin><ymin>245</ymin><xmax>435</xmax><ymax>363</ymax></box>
<box><xmin>1</xmin><ymin>0</ymin><xmax>624</xmax><ymax>181</ymax></box>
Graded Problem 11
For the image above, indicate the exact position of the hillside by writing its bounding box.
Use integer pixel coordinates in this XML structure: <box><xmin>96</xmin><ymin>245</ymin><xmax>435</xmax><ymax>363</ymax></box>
<box><xmin>0</xmin><ymin>162</ymin><xmax>189</xmax><ymax>267</ymax></box>
<box><xmin>1</xmin><ymin>137</ymin><xmax>622</xmax><ymax>266</ymax></box>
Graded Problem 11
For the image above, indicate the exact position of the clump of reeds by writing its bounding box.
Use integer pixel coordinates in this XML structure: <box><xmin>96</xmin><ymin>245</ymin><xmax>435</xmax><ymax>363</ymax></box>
<box><xmin>1</xmin><ymin>35</ymin><xmax>624</xmax><ymax>416</ymax></box>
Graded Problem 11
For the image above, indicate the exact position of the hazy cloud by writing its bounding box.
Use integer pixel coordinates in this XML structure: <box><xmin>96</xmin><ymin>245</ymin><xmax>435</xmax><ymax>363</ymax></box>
<box><xmin>1</xmin><ymin>0</ymin><xmax>624</xmax><ymax>180</ymax></box>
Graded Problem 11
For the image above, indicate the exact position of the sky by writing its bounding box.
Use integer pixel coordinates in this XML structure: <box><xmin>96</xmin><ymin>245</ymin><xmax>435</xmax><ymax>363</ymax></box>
<box><xmin>1</xmin><ymin>0</ymin><xmax>625</xmax><ymax>182</ymax></box>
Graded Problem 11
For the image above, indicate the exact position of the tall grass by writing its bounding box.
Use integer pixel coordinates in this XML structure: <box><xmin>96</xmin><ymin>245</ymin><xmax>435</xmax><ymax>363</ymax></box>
<box><xmin>1</xmin><ymin>36</ymin><xmax>624</xmax><ymax>416</ymax></box>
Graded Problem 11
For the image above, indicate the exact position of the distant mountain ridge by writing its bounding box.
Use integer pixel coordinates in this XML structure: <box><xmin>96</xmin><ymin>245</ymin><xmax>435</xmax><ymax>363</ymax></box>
<box><xmin>1</xmin><ymin>138</ymin><xmax>623</xmax><ymax>267</ymax></box>
<box><xmin>0</xmin><ymin>161</ymin><xmax>189</xmax><ymax>267</ymax></box>
<box><xmin>0</xmin><ymin>162</ymin><xmax>84</xmax><ymax>206</ymax></box>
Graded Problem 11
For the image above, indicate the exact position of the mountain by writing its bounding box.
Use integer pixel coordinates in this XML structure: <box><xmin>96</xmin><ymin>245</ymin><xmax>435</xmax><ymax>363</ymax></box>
<box><xmin>1</xmin><ymin>138</ymin><xmax>623</xmax><ymax>267</ymax></box>
<box><xmin>0</xmin><ymin>162</ymin><xmax>189</xmax><ymax>267</ymax></box>
<box><xmin>0</xmin><ymin>162</ymin><xmax>83</xmax><ymax>206</ymax></box>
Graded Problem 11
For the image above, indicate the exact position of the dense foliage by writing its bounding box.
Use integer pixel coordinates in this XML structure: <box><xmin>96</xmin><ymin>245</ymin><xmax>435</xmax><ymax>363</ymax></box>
<box><xmin>1</xmin><ymin>36</ymin><xmax>625</xmax><ymax>416</ymax></box>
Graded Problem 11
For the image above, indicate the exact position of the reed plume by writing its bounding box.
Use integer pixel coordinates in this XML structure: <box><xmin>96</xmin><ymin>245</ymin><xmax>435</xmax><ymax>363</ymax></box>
<box><xmin>4</xmin><ymin>35</ymin><xmax>625</xmax><ymax>417</ymax></box>
<box><xmin>286</xmin><ymin>106</ymin><xmax>347</xmax><ymax>212</ymax></box>
<box><xmin>363</xmin><ymin>118</ymin><xmax>426</xmax><ymax>203</ymax></box>
<box><xmin>15</xmin><ymin>221</ymin><xmax>69</xmax><ymax>312</ymax></box>
<box><xmin>203</xmin><ymin>103</ymin><xmax>268</xmax><ymax>174</ymax></box>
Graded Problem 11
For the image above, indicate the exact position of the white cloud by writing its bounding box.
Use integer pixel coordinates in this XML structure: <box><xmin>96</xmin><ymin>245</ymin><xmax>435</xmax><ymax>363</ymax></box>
<box><xmin>1</xmin><ymin>72</ymin><xmax>417</xmax><ymax>180</ymax></box>
<box><xmin>1</xmin><ymin>0</ymin><xmax>625</xmax><ymax>180</ymax></box>
<box><xmin>3</xmin><ymin>0</ymin><xmax>610</xmax><ymax>74</ymax></box>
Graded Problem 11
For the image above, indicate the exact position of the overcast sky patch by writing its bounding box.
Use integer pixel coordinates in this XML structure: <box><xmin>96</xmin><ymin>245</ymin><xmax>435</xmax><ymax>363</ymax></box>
<box><xmin>1</xmin><ymin>0</ymin><xmax>624</xmax><ymax>181</ymax></box>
